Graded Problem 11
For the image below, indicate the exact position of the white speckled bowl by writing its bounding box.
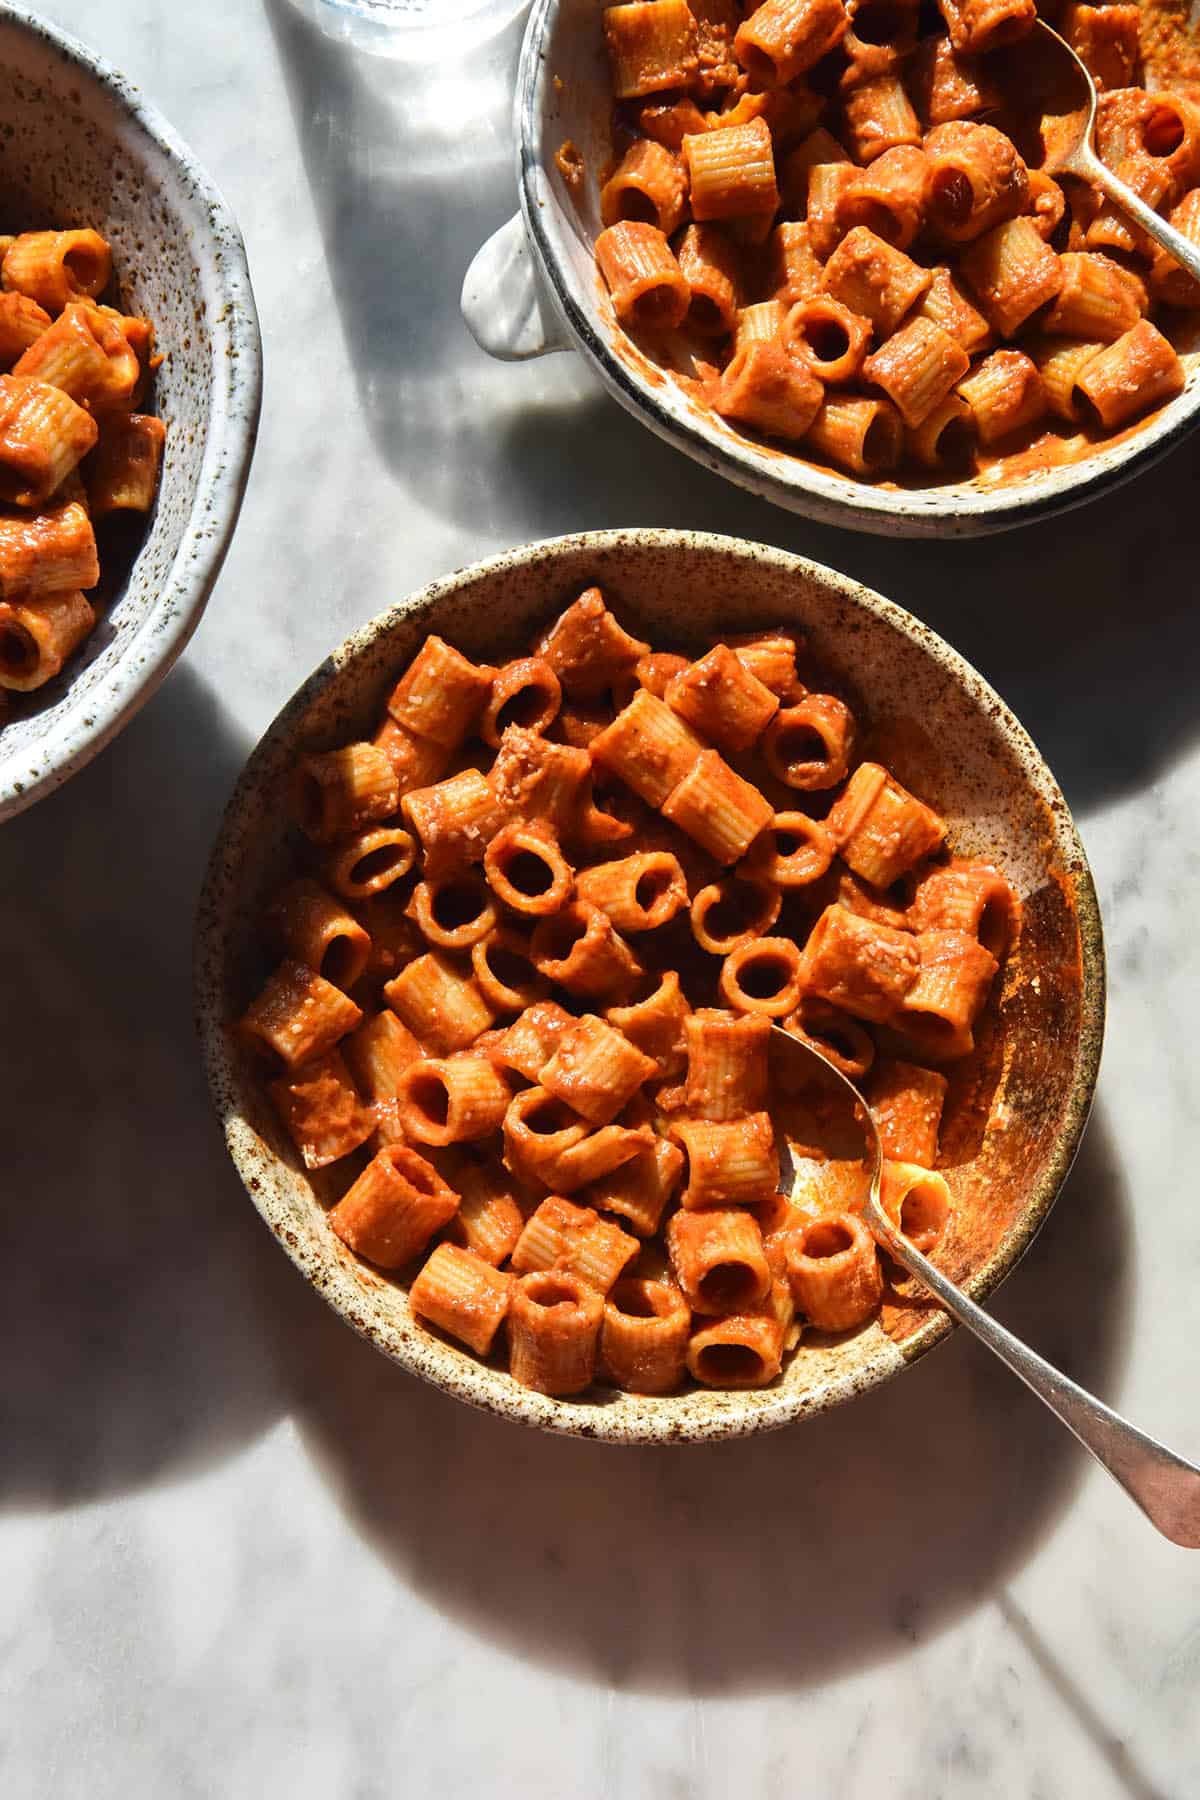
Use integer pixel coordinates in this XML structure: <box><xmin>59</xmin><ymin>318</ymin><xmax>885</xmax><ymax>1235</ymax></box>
<box><xmin>0</xmin><ymin>3</ymin><xmax>260</xmax><ymax>822</ymax></box>
<box><xmin>461</xmin><ymin>0</ymin><xmax>1200</xmax><ymax>538</ymax></box>
<box><xmin>195</xmin><ymin>530</ymin><xmax>1105</xmax><ymax>1444</ymax></box>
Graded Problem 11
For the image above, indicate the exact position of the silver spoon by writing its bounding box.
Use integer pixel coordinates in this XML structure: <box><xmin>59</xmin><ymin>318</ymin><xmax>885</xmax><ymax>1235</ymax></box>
<box><xmin>770</xmin><ymin>1024</ymin><xmax>1200</xmax><ymax>1548</ymax></box>
<box><xmin>1034</xmin><ymin>18</ymin><xmax>1200</xmax><ymax>286</ymax></box>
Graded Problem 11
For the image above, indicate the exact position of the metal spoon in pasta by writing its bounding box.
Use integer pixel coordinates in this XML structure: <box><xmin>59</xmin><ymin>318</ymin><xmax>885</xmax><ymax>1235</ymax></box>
<box><xmin>1033</xmin><ymin>19</ymin><xmax>1200</xmax><ymax>287</ymax></box>
<box><xmin>770</xmin><ymin>1024</ymin><xmax>1200</xmax><ymax>1548</ymax></box>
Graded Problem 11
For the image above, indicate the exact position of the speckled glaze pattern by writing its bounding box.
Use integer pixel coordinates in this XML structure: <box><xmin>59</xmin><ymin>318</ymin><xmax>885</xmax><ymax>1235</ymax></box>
<box><xmin>195</xmin><ymin>531</ymin><xmax>1106</xmax><ymax>1445</ymax></box>
<box><xmin>505</xmin><ymin>0</ymin><xmax>1200</xmax><ymax>539</ymax></box>
<box><xmin>0</xmin><ymin>3</ymin><xmax>261</xmax><ymax>823</ymax></box>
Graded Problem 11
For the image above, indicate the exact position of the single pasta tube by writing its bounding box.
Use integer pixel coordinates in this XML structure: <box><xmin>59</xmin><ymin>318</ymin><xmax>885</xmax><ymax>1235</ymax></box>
<box><xmin>840</xmin><ymin>0</ymin><xmax>919</xmax><ymax>87</ymax></box>
<box><xmin>664</xmin><ymin>641</ymin><xmax>780</xmax><ymax>751</ymax></box>
<box><xmin>86</xmin><ymin>412</ymin><xmax>166</xmax><ymax>517</ymax></box>
<box><xmin>826</xmin><ymin>760</ymin><xmax>947</xmax><ymax>886</ymax></box>
<box><xmin>601</xmin><ymin>1279</ymin><xmax>692</xmax><ymax>1393</ymax></box>
<box><xmin>324</xmin><ymin>826</ymin><xmax>416</xmax><ymax>902</ymax></box>
<box><xmin>502</xmin><ymin>1086</ymin><xmax>590</xmax><ymax>1183</ymax></box>
<box><xmin>804</xmin><ymin>394</ymin><xmax>903</xmax><ymax>475</ymax></box>
<box><xmin>762</xmin><ymin>692</ymin><xmax>856</xmax><ymax>790</ymax></box>
<box><xmin>662</xmin><ymin>748</ymin><xmax>775</xmax><ymax>864</ymax></box>
<box><xmin>539</xmin><ymin>1012</ymin><xmax>658</xmax><ymax>1125</ymax></box>
<box><xmin>955</xmin><ymin>348</ymin><xmax>1046</xmax><ymax>444</ymax></box>
<box><xmin>1085</xmin><ymin>154</ymin><xmax>1172</xmax><ymax>259</ymax></box>
<box><xmin>2</xmin><ymin>227</ymin><xmax>111</xmax><ymax>312</ymax></box>
<box><xmin>899</xmin><ymin>927</ymin><xmax>999</xmax><ymax>1060</ymax></box>
<box><xmin>483</xmin><ymin>821</ymin><xmax>574</xmax><ymax>916</ymax></box>
<box><xmin>270</xmin><ymin>877</ymin><xmax>372</xmax><ymax>991</ymax></box>
<box><xmin>785</xmin><ymin>1212</ymin><xmax>882</xmax><ymax>1331</ymax></box>
<box><xmin>924</xmin><ymin>121</ymin><xmax>1028</xmax><ymax>244</ymax></box>
<box><xmin>386</xmin><ymin>633</ymin><xmax>492</xmax><ymax>748</ymax></box>
<box><xmin>601</xmin><ymin>138</ymin><xmax>689</xmax><ymax>235</ymax></box>
<box><xmin>292</xmin><ymin>742</ymin><xmax>399</xmax><ymax>845</ymax></box>
<box><xmin>690</xmin><ymin>876</ymin><xmax>781</xmax><ymax>953</ymax></box>
<box><xmin>783</xmin><ymin>995</ymin><xmax>876</xmax><ymax>1080</ymax></box>
<box><xmin>401</xmin><ymin>767</ymin><xmax>505</xmax><ymax>880</ymax></box>
<box><xmin>511</xmin><ymin>1195</ymin><xmax>640</xmax><ymax>1294</ymax></box>
<box><xmin>479</xmin><ymin>656</ymin><xmax>562</xmax><ymax>747</ymax></box>
<box><xmin>728</xmin><ymin>629</ymin><xmax>801</xmax><ymax>698</ymax></box>
<box><xmin>1042</xmin><ymin>251</ymin><xmax>1143</xmax><ymax>342</ymax></box>
<box><xmin>821</xmin><ymin>226</ymin><xmax>932</xmax><ymax>334</ymax></box>
<box><xmin>496</xmin><ymin>1001</ymin><xmax>574</xmax><ymax>1082</ymax></box>
<box><xmin>1023</xmin><ymin>169</ymin><xmax>1067</xmax><ymax>243</ymax></box>
<box><xmin>585</xmin><ymin>1135</ymin><xmax>684</xmax><ymax>1236</ymax></box>
<box><xmin>441</xmin><ymin>1161</ymin><xmax>526</xmax><ymax>1266</ymax></box>
<box><xmin>719</xmin><ymin>936</ymin><xmax>807</xmax><ymax>1018</ymax></box>
<box><xmin>709</xmin><ymin>340</ymin><xmax>825</xmax><ymax>442</ymax></box>
<box><xmin>1072</xmin><ymin>320</ymin><xmax>1185</xmax><ymax>430</ymax></box>
<box><xmin>863</xmin><ymin>316</ymin><xmax>971</xmax><ymax>429</ymax></box>
<box><xmin>410</xmin><ymin>872</ymin><xmax>498</xmax><ymax>951</ymax></box>
<box><xmin>1060</xmin><ymin>1</ymin><xmax>1140</xmax><ymax>94</ymax></box>
<box><xmin>396</xmin><ymin>1056</ymin><xmax>512</xmax><ymax>1145</ymax></box>
<box><xmin>470</xmin><ymin>927</ymin><xmax>546</xmax><ymax>1014</ymax></box>
<box><xmin>342</xmin><ymin>1009</ymin><xmax>424</xmax><ymax>1141</ymax></box>
<box><xmin>490</xmin><ymin>726</ymin><xmax>590</xmax><ymax>835</ymax></box>
<box><xmin>783</xmin><ymin>296</ymin><xmax>872</xmax><ymax>383</ymax></box>
<box><xmin>667</xmin><ymin>1206</ymin><xmax>772</xmax><ymax>1314</ymax></box>
<box><xmin>14</xmin><ymin>301</ymin><xmax>139</xmax><ymax>412</ymax></box>
<box><xmin>0</xmin><ymin>497</ymin><xmax>97</xmax><ymax>601</ymax></box>
<box><xmin>795</xmin><ymin>903</ymin><xmax>921</xmax><ymax>1024</ymax></box>
<box><xmin>530</xmin><ymin>899</ymin><xmax>643</xmax><ymax>999</ymax></box>
<box><xmin>866</xmin><ymin>1057</ymin><xmax>949</xmax><ymax>1165</ymax></box>
<box><xmin>765</xmin><ymin>220</ymin><xmax>825</xmax><ymax>305</ymax></box>
<box><xmin>372</xmin><ymin>716</ymin><xmax>450</xmax><ymax>797</ymax></box>
<box><xmin>685</xmin><ymin>1280</ymin><xmax>794</xmax><ymax>1387</ymax></box>
<box><xmin>329</xmin><ymin>1143</ymin><xmax>459</xmax><ymax>1269</ymax></box>
<box><xmin>880</xmin><ymin>1159</ymin><xmax>952</xmax><ymax>1253</ymax></box>
<box><xmin>842</xmin><ymin>73</ymin><xmax>921</xmax><ymax>163</ymax></box>
<box><xmin>507</xmin><ymin>1271</ymin><xmax>605</xmax><ymax>1395</ymax></box>
<box><xmin>959</xmin><ymin>216</ymin><xmax>1063</xmax><ymax>338</ymax></box>
<box><xmin>0</xmin><ymin>290</ymin><xmax>49</xmax><ymax>362</ymax></box>
<box><xmin>908</xmin><ymin>32</ymin><xmax>998</xmax><ymax>127</ymax></box>
<box><xmin>0</xmin><ymin>588</ymin><xmax>94</xmax><ymax>690</ymax></box>
<box><xmin>606</xmin><ymin>970</ymin><xmax>692</xmax><ymax>1075</ymax></box>
<box><xmin>384</xmin><ymin>951</ymin><xmax>495</xmax><ymax>1054</ymax></box>
<box><xmin>734</xmin><ymin>300</ymin><xmax>785</xmax><ymax>352</ymax></box>
<box><xmin>534</xmin><ymin>587</ymin><xmax>649</xmax><ymax>699</ymax></box>
<box><xmin>806</xmin><ymin>160</ymin><xmax>858</xmax><ymax>258</ymax></box>
<box><xmin>548</xmin><ymin>1120</ymin><xmax>656</xmax><ymax>1192</ymax></box>
<box><xmin>410</xmin><ymin>1243</ymin><xmax>514</xmax><ymax>1356</ymax></box>
<box><xmin>672</xmin><ymin>1111</ymin><xmax>779</xmax><ymax>1209</ymax></box>
<box><xmin>0</xmin><ymin>374</ymin><xmax>98</xmax><ymax>507</ymax></box>
<box><xmin>596</xmin><ymin>220</ymin><xmax>690</xmax><ymax>331</ymax></box>
<box><xmin>906</xmin><ymin>393</ymin><xmax>977</xmax><ymax>469</ymax></box>
<box><xmin>239</xmin><ymin>958</ymin><xmax>362</xmax><ymax>1069</ymax></box>
<box><xmin>1151</xmin><ymin>189</ymin><xmax>1200</xmax><ymax>307</ymax></box>
<box><xmin>590</xmin><ymin>687</ymin><xmax>705</xmax><ymax>808</ymax></box>
<box><xmin>603</xmin><ymin>0</ymin><xmax>699</xmax><ymax>100</ymax></box>
<box><xmin>936</xmin><ymin>0</ymin><xmax>1036</xmax><ymax>55</ymax></box>
<box><xmin>677</xmin><ymin>223</ymin><xmax>744</xmax><ymax>336</ymax></box>
<box><xmin>268</xmin><ymin>1048</ymin><xmax>375</xmax><ymax>1171</ymax></box>
<box><xmin>733</xmin><ymin>0</ymin><xmax>848</xmax><ymax>86</ymax></box>
<box><xmin>917</xmin><ymin>265</ymin><xmax>993</xmax><ymax>355</ymax></box>
<box><xmin>684</xmin><ymin>1007</ymin><xmax>771</xmax><ymax>1119</ymax></box>
<box><xmin>909</xmin><ymin>857</ymin><xmax>1021</xmax><ymax>958</ymax></box>
<box><xmin>1031</xmin><ymin>335</ymin><xmax>1106</xmax><ymax>421</ymax></box>
<box><xmin>835</xmin><ymin>144</ymin><xmax>929</xmax><ymax>250</ymax></box>
<box><xmin>742</xmin><ymin>811</ymin><xmax>835</xmax><ymax>890</ymax></box>
<box><xmin>575</xmin><ymin>850</ymin><xmax>689</xmax><ymax>933</ymax></box>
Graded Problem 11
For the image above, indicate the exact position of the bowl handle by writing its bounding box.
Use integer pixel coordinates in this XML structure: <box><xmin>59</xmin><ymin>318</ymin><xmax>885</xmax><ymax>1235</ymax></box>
<box><xmin>461</xmin><ymin>212</ymin><xmax>572</xmax><ymax>361</ymax></box>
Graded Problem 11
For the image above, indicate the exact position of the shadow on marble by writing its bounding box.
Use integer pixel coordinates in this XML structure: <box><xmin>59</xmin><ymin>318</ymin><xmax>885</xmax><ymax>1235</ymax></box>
<box><xmin>285</xmin><ymin>1100</ymin><xmax>1134</xmax><ymax>1694</ymax></box>
<box><xmin>0</xmin><ymin>664</ymin><xmax>315</xmax><ymax>1511</ymax></box>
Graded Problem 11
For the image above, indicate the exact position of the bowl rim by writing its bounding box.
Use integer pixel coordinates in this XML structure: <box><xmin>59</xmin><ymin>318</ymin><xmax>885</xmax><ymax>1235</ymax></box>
<box><xmin>194</xmin><ymin>527</ymin><xmax>1107</xmax><ymax>1445</ymax></box>
<box><xmin>0</xmin><ymin>0</ymin><xmax>262</xmax><ymax>824</ymax></box>
<box><xmin>514</xmin><ymin>0</ymin><xmax>1198</xmax><ymax>539</ymax></box>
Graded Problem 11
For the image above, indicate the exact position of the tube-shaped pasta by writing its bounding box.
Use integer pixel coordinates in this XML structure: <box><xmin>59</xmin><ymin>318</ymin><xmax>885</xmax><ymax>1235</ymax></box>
<box><xmin>784</xmin><ymin>995</ymin><xmax>876</xmax><ymax>1079</ymax></box>
<box><xmin>821</xmin><ymin>226</ymin><xmax>932</xmax><ymax>334</ymax></box>
<box><xmin>14</xmin><ymin>301</ymin><xmax>139</xmax><ymax>412</ymax></box>
<box><xmin>575</xmin><ymin>851</ymin><xmax>688</xmax><ymax>932</ymax></box>
<box><xmin>686</xmin><ymin>1280</ymin><xmax>794</xmax><ymax>1386</ymax></box>
<box><xmin>733</xmin><ymin>0</ymin><xmax>848</xmax><ymax>86</ymax></box>
<box><xmin>863</xmin><ymin>316</ymin><xmax>970</xmax><ymax>429</ymax></box>
<box><xmin>765</xmin><ymin>220</ymin><xmax>825</xmax><ymax>305</ymax></box>
<box><xmin>0</xmin><ymin>290</ymin><xmax>49</xmax><ymax>363</ymax></box>
<box><xmin>796</xmin><ymin>903</ymin><xmax>920</xmax><ymax>1023</ymax></box>
<box><xmin>239</xmin><ymin>958</ymin><xmax>363</xmax><ymax>1069</ymax></box>
<box><xmin>734</xmin><ymin>300</ymin><xmax>785</xmax><ymax>352</ymax></box>
<box><xmin>535</xmin><ymin>588</ymin><xmax>649</xmax><ymax>699</ymax></box>
<box><xmin>387</xmin><ymin>634</ymin><xmax>492</xmax><ymax>748</ymax></box>
<box><xmin>1042</xmin><ymin>251</ymin><xmax>1143</xmax><ymax>342</ymax></box>
<box><xmin>539</xmin><ymin>1012</ymin><xmax>657</xmax><ymax>1124</ymax></box>
<box><xmin>2</xmin><ymin>228</ymin><xmax>111</xmax><ymax>313</ymax></box>
<box><xmin>909</xmin><ymin>857</ymin><xmax>1020</xmax><ymax>958</ymax></box>
<box><xmin>410</xmin><ymin>872</ymin><xmax>497</xmax><ymax>951</ymax></box>
<box><xmin>804</xmin><ymin>394</ymin><xmax>903</xmax><ymax>475</ymax></box>
<box><xmin>1151</xmin><ymin>190</ymin><xmax>1200</xmax><ymax>307</ymax></box>
<box><xmin>601</xmin><ymin>1279</ymin><xmax>692</xmax><ymax>1392</ymax></box>
<box><xmin>270</xmin><ymin>877</ymin><xmax>372</xmax><ymax>991</ymax></box>
<box><xmin>936</xmin><ymin>0</ymin><xmax>1035</xmax><ymax>54</ymax></box>
<box><xmin>497</xmin><ymin>1001</ymin><xmax>573</xmax><ymax>1082</ymax></box>
<box><xmin>508</xmin><ymin>1271</ymin><xmax>605</xmax><ymax>1395</ymax></box>
<box><xmin>1060</xmin><ymin>1</ymin><xmax>1140</xmax><ymax>93</ymax></box>
<box><xmin>960</xmin><ymin>217</ymin><xmax>1063</xmax><ymax>338</ymax></box>
<box><xmin>684</xmin><ymin>1008</ymin><xmax>770</xmax><ymax>1118</ymax></box>
<box><xmin>603</xmin><ymin>0</ymin><xmax>699</xmax><ymax>99</ymax></box>
<box><xmin>840</xmin><ymin>0</ymin><xmax>919</xmax><ymax>88</ymax></box>
<box><xmin>410</xmin><ymin>1243</ymin><xmax>514</xmax><ymax>1355</ymax></box>
<box><xmin>665</xmin><ymin>642</ymin><xmax>779</xmax><ymax>751</ymax></box>
<box><xmin>384</xmin><ymin>951</ymin><xmax>495</xmax><ymax>1054</ymax></box>
<box><xmin>867</xmin><ymin>1056</ymin><xmax>949</xmax><ymax>1166</ymax></box>
<box><xmin>783</xmin><ymin>126</ymin><xmax>851</xmax><ymax>209</ymax></box>
<box><xmin>502</xmin><ymin>1086</ymin><xmax>589</xmax><ymax>1183</ymax></box>
<box><xmin>672</xmin><ymin>1111</ymin><xmax>778</xmax><ymax>1208</ymax></box>
<box><xmin>85</xmin><ymin>412</ymin><xmax>166</xmax><ymax>517</ymax></box>
<box><xmin>843</xmin><ymin>74</ymin><xmax>921</xmax><ymax>163</ymax></box>
<box><xmin>899</xmin><ymin>927</ymin><xmax>999</xmax><ymax>1059</ymax></box>
<box><xmin>342</xmin><ymin>1008</ymin><xmax>424</xmax><ymax>1142</ymax></box>
<box><xmin>826</xmin><ymin>760</ymin><xmax>947</xmax><ymax>886</ymax></box>
<box><xmin>479</xmin><ymin>657</ymin><xmax>561</xmax><ymax>747</ymax></box>
<box><xmin>677</xmin><ymin>223</ymin><xmax>743</xmax><ymax>336</ymax></box>
<box><xmin>292</xmin><ymin>742</ymin><xmax>399</xmax><ymax>846</ymax></box>
<box><xmin>470</xmin><ymin>927</ymin><xmax>546</xmax><ymax>1014</ymax></box>
<box><xmin>0</xmin><ymin>374</ymin><xmax>97</xmax><ymax>507</ymax></box>
<box><xmin>917</xmin><ymin>265</ymin><xmax>992</xmax><ymax>355</ymax></box>
<box><xmin>1073</xmin><ymin>319</ymin><xmax>1185</xmax><ymax>429</ymax></box>
<box><xmin>906</xmin><ymin>393</ymin><xmax>976</xmax><ymax>469</ymax></box>
<box><xmin>531</xmin><ymin>899</ymin><xmax>643</xmax><ymax>999</ymax></box>
<box><xmin>836</xmin><ymin>145</ymin><xmax>929</xmax><ymax>250</ymax></box>
<box><xmin>880</xmin><ymin>1159</ymin><xmax>953</xmax><ymax>1252</ymax></box>
<box><xmin>783</xmin><ymin>296</ymin><xmax>872</xmax><ymax>383</ymax></box>
<box><xmin>329</xmin><ymin>1144</ymin><xmax>459</xmax><ymax>1269</ymax></box>
<box><xmin>324</xmin><ymin>825</ymin><xmax>416</xmax><ymax>901</ymax></box>
<box><xmin>268</xmin><ymin>1049</ymin><xmax>375</xmax><ymax>1171</ymax></box>
<box><xmin>662</xmin><ymin>747</ymin><xmax>775</xmax><ymax>865</ymax></box>
<box><xmin>711</xmin><ymin>339</ymin><xmax>825</xmax><ymax>440</ymax></box>
<box><xmin>402</xmin><ymin>768</ymin><xmax>505</xmax><ymax>879</ymax></box>
<box><xmin>586</xmin><ymin>1135</ymin><xmax>684</xmax><ymax>1236</ymax></box>
<box><xmin>785</xmin><ymin>1212</ymin><xmax>882</xmax><ymax>1330</ymax></box>
<box><xmin>483</xmin><ymin>820</ymin><xmax>574</xmax><ymax>916</ymax></box>
<box><xmin>440</xmin><ymin>1160</ymin><xmax>525</xmax><ymax>1266</ymax></box>
<box><xmin>590</xmin><ymin>687</ymin><xmax>705</xmax><ymax>808</ymax></box>
<box><xmin>1086</xmin><ymin>154</ymin><xmax>1173</xmax><ymax>259</ymax></box>
<box><xmin>719</xmin><ymin>937</ymin><xmax>806</xmax><ymax>1018</ymax></box>
<box><xmin>806</xmin><ymin>160</ymin><xmax>857</xmax><ymax>258</ymax></box>
<box><xmin>742</xmin><ymin>812</ymin><xmax>835</xmax><ymax>889</ymax></box>
<box><xmin>372</xmin><ymin>716</ymin><xmax>450</xmax><ymax>797</ymax></box>
<box><xmin>924</xmin><ymin>122</ymin><xmax>1028</xmax><ymax>245</ymax></box>
<box><xmin>396</xmin><ymin>1056</ymin><xmax>512</xmax><ymax>1145</ymax></box>
<box><xmin>690</xmin><ymin>877</ymin><xmax>781</xmax><ymax>953</ymax></box>
<box><xmin>728</xmin><ymin>629</ymin><xmax>800</xmax><ymax>698</ymax></box>
<box><xmin>956</xmin><ymin>348</ymin><xmax>1046</xmax><ymax>444</ymax></box>
<box><xmin>667</xmin><ymin>1206</ymin><xmax>772</xmax><ymax>1314</ymax></box>
<box><xmin>606</xmin><ymin>970</ymin><xmax>691</xmax><ymax>1075</ymax></box>
<box><xmin>602</xmin><ymin>141</ymin><xmax>689</xmax><ymax>239</ymax></box>
<box><xmin>549</xmin><ymin>1120</ymin><xmax>656</xmax><ymax>1192</ymax></box>
<box><xmin>684</xmin><ymin>118</ymin><xmax>780</xmax><ymax>220</ymax></box>
<box><xmin>1031</xmin><ymin>335</ymin><xmax>1107</xmax><ymax>421</ymax></box>
<box><xmin>597</xmin><ymin>220</ymin><xmax>691</xmax><ymax>331</ymax></box>
<box><xmin>512</xmin><ymin>1195</ymin><xmax>639</xmax><ymax>1294</ymax></box>
<box><xmin>0</xmin><ymin>588</ymin><xmax>94</xmax><ymax>690</ymax></box>
<box><xmin>907</xmin><ymin>32</ymin><xmax>998</xmax><ymax>127</ymax></box>
<box><xmin>762</xmin><ymin>693</ymin><xmax>856</xmax><ymax>790</ymax></box>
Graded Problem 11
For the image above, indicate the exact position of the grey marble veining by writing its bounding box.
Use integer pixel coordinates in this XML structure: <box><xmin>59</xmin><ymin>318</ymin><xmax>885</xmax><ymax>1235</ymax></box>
<box><xmin>2</xmin><ymin>2</ymin><xmax>1199</xmax><ymax>1795</ymax></box>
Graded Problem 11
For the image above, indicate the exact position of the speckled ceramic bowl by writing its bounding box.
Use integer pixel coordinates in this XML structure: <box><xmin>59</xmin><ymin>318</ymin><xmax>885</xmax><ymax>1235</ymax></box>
<box><xmin>196</xmin><ymin>530</ymin><xmax>1105</xmax><ymax>1443</ymax></box>
<box><xmin>0</xmin><ymin>3</ymin><xmax>260</xmax><ymax>823</ymax></box>
<box><xmin>461</xmin><ymin>0</ymin><xmax>1200</xmax><ymax>538</ymax></box>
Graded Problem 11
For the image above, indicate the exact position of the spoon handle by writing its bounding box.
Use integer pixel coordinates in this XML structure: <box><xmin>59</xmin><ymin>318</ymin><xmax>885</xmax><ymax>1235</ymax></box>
<box><xmin>1076</xmin><ymin>149</ymin><xmax>1200</xmax><ymax>286</ymax></box>
<box><xmin>867</xmin><ymin>1206</ymin><xmax>1200</xmax><ymax>1547</ymax></box>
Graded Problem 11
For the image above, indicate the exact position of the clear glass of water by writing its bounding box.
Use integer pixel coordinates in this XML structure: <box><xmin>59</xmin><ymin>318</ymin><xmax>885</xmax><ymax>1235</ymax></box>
<box><xmin>295</xmin><ymin>0</ymin><xmax>532</xmax><ymax>56</ymax></box>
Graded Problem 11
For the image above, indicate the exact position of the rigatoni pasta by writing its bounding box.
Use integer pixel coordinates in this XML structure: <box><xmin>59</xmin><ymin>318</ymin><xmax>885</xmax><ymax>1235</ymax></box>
<box><xmin>235</xmin><ymin>587</ymin><xmax>1020</xmax><ymax>1401</ymax></box>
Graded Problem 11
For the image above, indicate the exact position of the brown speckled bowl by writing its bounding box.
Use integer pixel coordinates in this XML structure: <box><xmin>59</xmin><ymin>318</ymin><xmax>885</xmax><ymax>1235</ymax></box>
<box><xmin>194</xmin><ymin>531</ymin><xmax>1105</xmax><ymax>1444</ymax></box>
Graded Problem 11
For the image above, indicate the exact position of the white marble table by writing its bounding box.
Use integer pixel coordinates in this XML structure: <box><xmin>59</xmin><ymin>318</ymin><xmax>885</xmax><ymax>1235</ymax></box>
<box><xmin>3</xmin><ymin>2</ymin><xmax>1199</xmax><ymax>1794</ymax></box>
